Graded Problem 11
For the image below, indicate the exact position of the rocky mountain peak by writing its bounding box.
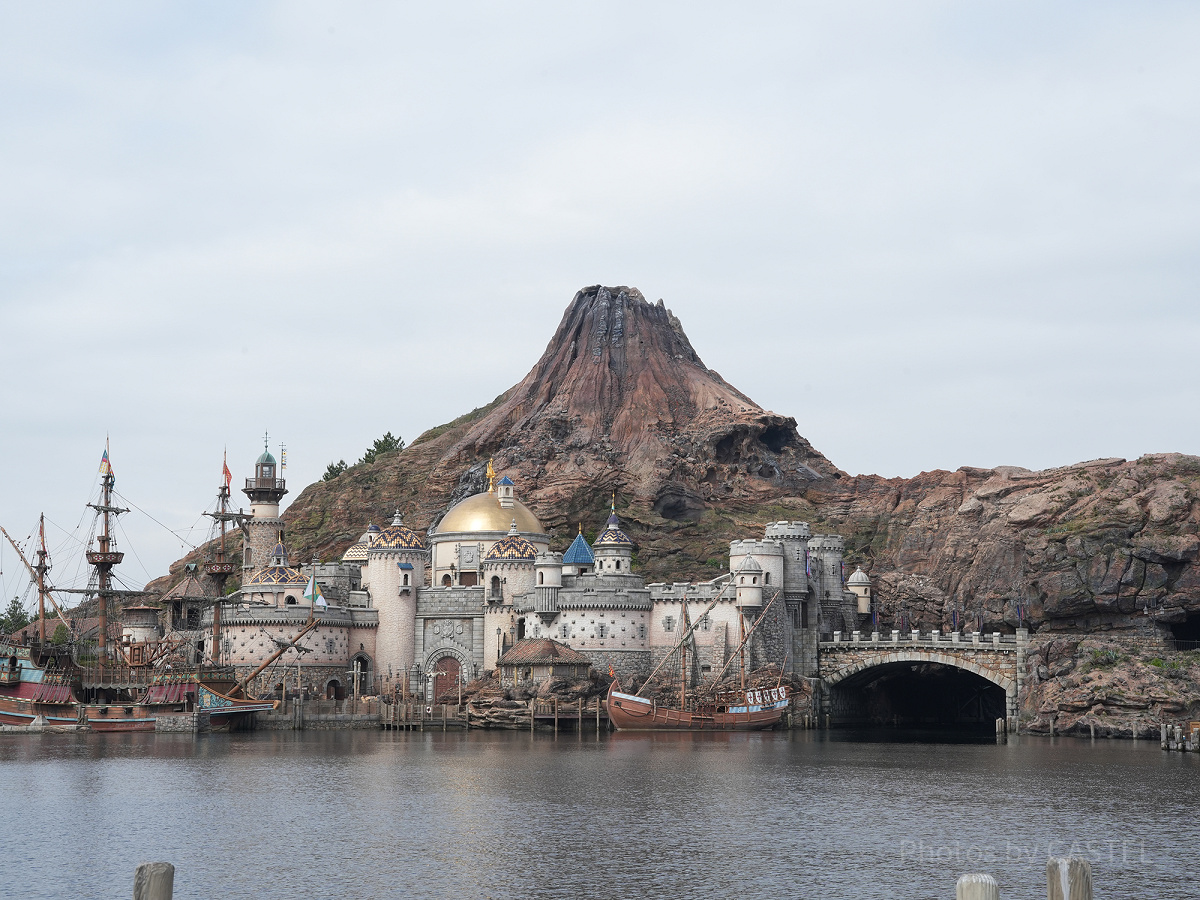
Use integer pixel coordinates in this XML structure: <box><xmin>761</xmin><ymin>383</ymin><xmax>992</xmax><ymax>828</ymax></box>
<box><xmin>437</xmin><ymin>285</ymin><xmax>837</xmax><ymax>525</ymax></box>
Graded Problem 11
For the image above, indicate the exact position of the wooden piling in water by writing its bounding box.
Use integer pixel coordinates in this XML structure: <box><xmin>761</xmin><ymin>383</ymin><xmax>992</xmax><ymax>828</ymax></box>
<box><xmin>1046</xmin><ymin>857</ymin><xmax>1091</xmax><ymax>900</ymax></box>
<box><xmin>956</xmin><ymin>873</ymin><xmax>999</xmax><ymax>900</ymax></box>
<box><xmin>133</xmin><ymin>862</ymin><xmax>174</xmax><ymax>900</ymax></box>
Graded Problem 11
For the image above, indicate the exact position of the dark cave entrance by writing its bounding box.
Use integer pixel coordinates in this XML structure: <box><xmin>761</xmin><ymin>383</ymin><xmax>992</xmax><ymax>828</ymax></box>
<box><xmin>828</xmin><ymin>663</ymin><xmax>1007</xmax><ymax>732</ymax></box>
<box><xmin>1170</xmin><ymin>613</ymin><xmax>1200</xmax><ymax>648</ymax></box>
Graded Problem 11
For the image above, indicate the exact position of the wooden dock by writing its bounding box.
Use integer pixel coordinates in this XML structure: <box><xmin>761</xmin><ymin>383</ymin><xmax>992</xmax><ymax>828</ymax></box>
<box><xmin>381</xmin><ymin>697</ymin><xmax>609</xmax><ymax>732</ymax></box>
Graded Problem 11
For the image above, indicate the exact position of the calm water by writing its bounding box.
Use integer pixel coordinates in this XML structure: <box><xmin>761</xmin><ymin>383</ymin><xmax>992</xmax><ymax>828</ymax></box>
<box><xmin>1</xmin><ymin>728</ymin><xmax>1195</xmax><ymax>900</ymax></box>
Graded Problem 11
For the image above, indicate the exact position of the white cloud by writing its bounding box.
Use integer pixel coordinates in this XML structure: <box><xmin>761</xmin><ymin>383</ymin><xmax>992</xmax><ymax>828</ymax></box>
<box><xmin>1</xmin><ymin>2</ymin><xmax>1198</xmax><ymax>589</ymax></box>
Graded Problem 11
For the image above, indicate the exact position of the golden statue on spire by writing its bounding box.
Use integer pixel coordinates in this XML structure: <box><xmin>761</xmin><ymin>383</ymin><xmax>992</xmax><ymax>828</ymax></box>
<box><xmin>486</xmin><ymin>458</ymin><xmax>497</xmax><ymax>493</ymax></box>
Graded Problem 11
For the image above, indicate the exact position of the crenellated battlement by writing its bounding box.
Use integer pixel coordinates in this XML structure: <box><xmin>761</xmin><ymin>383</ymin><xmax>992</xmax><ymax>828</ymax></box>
<box><xmin>729</xmin><ymin>539</ymin><xmax>784</xmax><ymax>558</ymax></box>
<box><xmin>764</xmin><ymin>521</ymin><xmax>811</xmax><ymax>541</ymax></box>
<box><xmin>807</xmin><ymin>534</ymin><xmax>845</xmax><ymax>552</ymax></box>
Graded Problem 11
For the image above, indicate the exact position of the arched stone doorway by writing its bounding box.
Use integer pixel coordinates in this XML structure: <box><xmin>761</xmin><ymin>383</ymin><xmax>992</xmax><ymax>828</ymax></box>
<box><xmin>431</xmin><ymin>656</ymin><xmax>462</xmax><ymax>703</ymax></box>
<box><xmin>351</xmin><ymin>654</ymin><xmax>371</xmax><ymax>696</ymax></box>
<box><xmin>326</xmin><ymin>679</ymin><xmax>345</xmax><ymax>701</ymax></box>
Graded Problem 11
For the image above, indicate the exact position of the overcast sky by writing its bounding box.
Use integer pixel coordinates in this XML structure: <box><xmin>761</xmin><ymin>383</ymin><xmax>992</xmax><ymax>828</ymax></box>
<box><xmin>1</xmin><ymin>2</ymin><xmax>1198</xmax><ymax>599</ymax></box>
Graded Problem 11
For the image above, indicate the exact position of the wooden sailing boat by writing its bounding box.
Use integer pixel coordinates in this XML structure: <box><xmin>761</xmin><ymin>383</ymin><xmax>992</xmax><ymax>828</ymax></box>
<box><xmin>0</xmin><ymin>447</ymin><xmax>280</xmax><ymax>730</ymax></box>
<box><xmin>605</xmin><ymin>582</ymin><xmax>790</xmax><ymax>732</ymax></box>
<box><xmin>79</xmin><ymin>451</ymin><xmax>278</xmax><ymax>731</ymax></box>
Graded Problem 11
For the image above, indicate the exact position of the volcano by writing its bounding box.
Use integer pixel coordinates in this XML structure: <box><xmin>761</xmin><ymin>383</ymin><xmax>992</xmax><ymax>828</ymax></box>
<box><xmin>155</xmin><ymin>285</ymin><xmax>1200</xmax><ymax>640</ymax></box>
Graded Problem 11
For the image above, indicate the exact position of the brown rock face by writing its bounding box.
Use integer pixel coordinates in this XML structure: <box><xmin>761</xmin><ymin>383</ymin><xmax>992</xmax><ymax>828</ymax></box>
<box><xmin>808</xmin><ymin>455</ymin><xmax>1200</xmax><ymax>633</ymax></box>
<box><xmin>239</xmin><ymin>285</ymin><xmax>839</xmax><ymax>589</ymax></box>
<box><xmin>153</xmin><ymin>286</ymin><xmax>1200</xmax><ymax>639</ymax></box>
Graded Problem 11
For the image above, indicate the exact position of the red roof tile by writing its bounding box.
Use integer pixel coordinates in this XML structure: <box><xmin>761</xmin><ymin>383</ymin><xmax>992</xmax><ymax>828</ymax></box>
<box><xmin>497</xmin><ymin>638</ymin><xmax>592</xmax><ymax>667</ymax></box>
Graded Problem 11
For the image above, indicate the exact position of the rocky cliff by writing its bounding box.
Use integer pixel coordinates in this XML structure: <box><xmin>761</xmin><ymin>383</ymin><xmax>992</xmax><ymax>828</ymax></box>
<box><xmin>155</xmin><ymin>286</ymin><xmax>1200</xmax><ymax>642</ymax></box>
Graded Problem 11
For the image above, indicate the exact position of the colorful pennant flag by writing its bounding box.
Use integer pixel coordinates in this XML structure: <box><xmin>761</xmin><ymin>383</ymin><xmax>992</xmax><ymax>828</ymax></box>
<box><xmin>99</xmin><ymin>442</ymin><xmax>114</xmax><ymax>482</ymax></box>
<box><xmin>304</xmin><ymin>573</ymin><xmax>327</xmax><ymax>608</ymax></box>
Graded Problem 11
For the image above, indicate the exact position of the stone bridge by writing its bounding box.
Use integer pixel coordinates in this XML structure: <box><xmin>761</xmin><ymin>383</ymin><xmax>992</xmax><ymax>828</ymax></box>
<box><xmin>816</xmin><ymin>629</ymin><xmax>1029</xmax><ymax>726</ymax></box>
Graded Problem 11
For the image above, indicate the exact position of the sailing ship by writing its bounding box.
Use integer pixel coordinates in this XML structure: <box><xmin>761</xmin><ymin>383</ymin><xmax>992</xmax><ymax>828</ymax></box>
<box><xmin>605</xmin><ymin>571</ymin><xmax>790</xmax><ymax>731</ymax></box>
<box><xmin>0</xmin><ymin>447</ymin><xmax>280</xmax><ymax>731</ymax></box>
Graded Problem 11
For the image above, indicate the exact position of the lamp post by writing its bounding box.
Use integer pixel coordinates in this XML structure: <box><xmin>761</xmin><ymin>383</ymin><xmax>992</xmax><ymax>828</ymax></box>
<box><xmin>496</xmin><ymin>627</ymin><xmax>502</xmax><ymax>663</ymax></box>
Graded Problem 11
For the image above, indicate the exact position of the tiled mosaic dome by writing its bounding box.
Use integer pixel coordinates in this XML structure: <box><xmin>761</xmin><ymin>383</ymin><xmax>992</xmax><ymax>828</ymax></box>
<box><xmin>593</xmin><ymin>512</ymin><xmax>633</xmax><ymax>548</ymax></box>
<box><xmin>372</xmin><ymin>512</ymin><xmax>428</xmax><ymax>551</ymax></box>
<box><xmin>341</xmin><ymin>541</ymin><xmax>369</xmax><ymax>562</ymax></box>
<box><xmin>484</xmin><ymin>523</ymin><xmax>538</xmax><ymax>562</ymax></box>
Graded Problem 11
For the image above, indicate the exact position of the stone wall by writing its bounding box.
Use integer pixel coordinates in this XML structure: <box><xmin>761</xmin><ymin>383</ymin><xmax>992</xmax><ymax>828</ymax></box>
<box><xmin>155</xmin><ymin>711</ymin><xmax>211</xmax><ymax>733</ymax></box>
<box><xmin>585</xmin><ymin>649</ymin><xmax>647</xmax><ymax>683</ymax></box>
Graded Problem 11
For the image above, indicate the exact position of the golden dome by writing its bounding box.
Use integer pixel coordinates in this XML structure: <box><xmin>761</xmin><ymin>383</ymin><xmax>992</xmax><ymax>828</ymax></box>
<box><xmin>434</xmin><ymin>492</ymin><xmax>545</xmax><ymax>535</ymax></box>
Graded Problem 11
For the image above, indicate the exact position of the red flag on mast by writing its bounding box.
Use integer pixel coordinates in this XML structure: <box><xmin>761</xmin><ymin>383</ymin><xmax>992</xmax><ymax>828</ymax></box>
<box><xmin>222</xmin><ymin>451</ymin><xmax>232</xmax><ymax>489</ymax></box>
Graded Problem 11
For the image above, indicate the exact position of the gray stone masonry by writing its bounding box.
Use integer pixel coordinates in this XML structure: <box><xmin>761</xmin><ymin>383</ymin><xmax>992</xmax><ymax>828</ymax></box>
<box><xmin>587</xmin><ymin>649</ymin><xmax>646</xmax><ymax>685</ymax></box>
<box><xmin>817</xmin><ymin>629</ymin><xmax>1028</xmax><ymax>722</ymax></box>
<box><xmin>154</xmin><ymin>711</ymin><xmax>211</xmax><ymax>733</ymax></box>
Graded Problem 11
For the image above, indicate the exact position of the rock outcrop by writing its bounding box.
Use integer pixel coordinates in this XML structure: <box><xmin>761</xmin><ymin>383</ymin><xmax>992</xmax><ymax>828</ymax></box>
<box><xmin>1020</xmin><ymin>634</ymin><xmax>1200</xmax><ymax>735</ymax></box>
<box><xmin>153</xmin><ymin>285</ymin><xmax>1200</xmax><ymax>642</ymax></box>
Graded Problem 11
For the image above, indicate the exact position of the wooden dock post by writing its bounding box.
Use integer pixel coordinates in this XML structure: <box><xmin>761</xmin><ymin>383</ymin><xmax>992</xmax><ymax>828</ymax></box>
<box><xmin>133</xmin><ymin>862</ymin><xmax>174</xmax><ymax>900</ymax></box>
<box><xmin>1046</xmin><ymin>857</ymin><xmax>1092</xmax><ymax>900</ymax></box>
<box><xmin>553</xmin><ymin>697</ymin><xmax>558</xmax><ymax>734</ymax></box>
<box><xmin>955</xmin><ymin>873</ymin><xmax>999</xmax><ymax>900</ymax></box>
<box><xmin>595</xmin><ymin>697</ymin><xmax>600</xmax><ymax>732</ymax></box>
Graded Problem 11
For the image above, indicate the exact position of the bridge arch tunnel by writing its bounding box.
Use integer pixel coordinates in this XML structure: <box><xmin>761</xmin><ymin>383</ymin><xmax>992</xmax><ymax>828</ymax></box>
<box><xmin>824</xmin><ymin>660</ymin><xmax>1010</xmax><ymax>728</ymax></box>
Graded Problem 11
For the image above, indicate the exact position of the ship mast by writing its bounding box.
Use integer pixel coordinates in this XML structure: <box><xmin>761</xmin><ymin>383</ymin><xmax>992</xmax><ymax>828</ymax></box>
<box><xmin>86</xmin><ymin>453</ymin><xmax>126</xmax><ymax>670</ymax></box>
<box><xmin>203</xmin><ymin>453</ymin><xmax>240</xmax><ymax>664</ymax></box>
<box><xmin>679</xmin><ymin>601</ymin><xmax>689</xmax><ymax>712</ymax></box>
<box><xmin>36</xmin><ymin>516</ymin><xmax>49</xmax><ymax>643</ymax></box>
<box><xmin>0</xmin><ymin>521</ymin><xmax>71</xmax><ymax>638</ymax></box>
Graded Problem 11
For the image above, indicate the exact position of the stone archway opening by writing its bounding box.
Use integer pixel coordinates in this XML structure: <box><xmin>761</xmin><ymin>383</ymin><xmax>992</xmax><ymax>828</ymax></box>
<box><xmin>828</xmin><ymin>661</ymin><xmax>1007</xmax><ymax>731</ymax></box>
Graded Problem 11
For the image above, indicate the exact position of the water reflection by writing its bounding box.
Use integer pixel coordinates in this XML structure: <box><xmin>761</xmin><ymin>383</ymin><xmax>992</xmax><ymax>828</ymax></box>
<box><xmin>1</xmin><ymin>729</ymin><xmax>1196</xmax><ymax>900</ymax></box>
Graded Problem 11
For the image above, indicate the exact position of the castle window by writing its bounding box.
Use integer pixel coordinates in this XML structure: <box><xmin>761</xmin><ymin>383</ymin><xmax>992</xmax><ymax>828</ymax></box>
<box><xmin>663</xmin><ymin>616</ymin><xmax>675</xmax><ymax>632</ymax></box>
<box><xmin>598</xmin><ymin>624</ymin><xmax>608</xmax><ymax>639</ymax></box>
<box><xmin>697</xmin><ymin>614</ymin><xmax>712</xmax><ymax>632</ymax></box>
<box><xmin>442</xmin><ymin>574</ymin><xmax>452</xmax><ymax>587</ymax></box>
<box><xmin>764</xmin><ymin>572</ymin><xmax>770</xmax><ymax>584</ymax></box>
<box><xmin>752</xmin><ymin>576</ymin><xmax>757</xmax><ymax>585</ymax></box>
<box><xmin>490</xmin><ymin>576</ymin><xmax>501</xmax><ymax>599</ymax></box>
<box><xmin>285</xmin><ymin>595</ymin><xmax>297</xmax><ymax>605</ymax></box>
<box><xmin>638</xmin><ymin>624</ymin><xmax>646</xmax><ymax>640</ymax></box>
<box><xmin>245</xmin><ymin>547</ymin><xmax>253</xmax><ymax>565</ymax></box>
<box><xmin>615</xmin><ymin>560</ymin><xmax>621</xmax><ymax>570</ymax></box>
<box><xmin>560</xmin><ymin>624</ymin><xmax>570</xmax><ymax>639</ymax></box>
<box><xmin>539</xmin><ymin>571</ymin><xmax>544</xmax><ymax>585</ymax></box>
<box><xmin>403</xmin><ymin>573</ymin><xmax>409</xmax><ymax>586</ymax></box>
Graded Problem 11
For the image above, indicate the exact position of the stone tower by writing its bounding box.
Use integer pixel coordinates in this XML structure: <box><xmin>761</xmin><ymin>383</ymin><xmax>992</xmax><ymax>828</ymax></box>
<box><xmin>807</xmin><ymin>534</ymin><xmax>852</xmax><ymax>636</ymax></box>
<box><xmin>366</xmin><ymin>511</ymin><xmax>428</xmax><ymax>682</ymax></box>
<box><xmin>242</xmin><ymin>439</ymin><xmax>287</xmax><ymax>575</ymax></box>
<box><xmin>593</xmin><ymin>502</ymin><xmax>634</xmax><ymax>575</ymax></box>
<box><xmin>764</xmin><ymin>521</ymin><xmax>811</xmax><ymax>598</ymax></box>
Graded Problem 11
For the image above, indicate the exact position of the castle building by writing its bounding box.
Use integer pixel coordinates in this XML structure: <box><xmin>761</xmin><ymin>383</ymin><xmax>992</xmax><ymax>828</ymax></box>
<box><xmin>214</xmin><ymin>448</ymin><xmax>866</xmax><ymax>700</ymax></box>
